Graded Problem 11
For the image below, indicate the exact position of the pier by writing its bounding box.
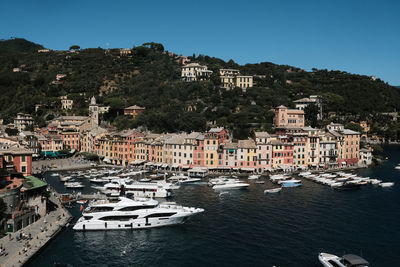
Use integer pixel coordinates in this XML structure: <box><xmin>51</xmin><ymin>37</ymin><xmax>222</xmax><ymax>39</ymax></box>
<box><xmin>61</xmin><ymin>192</ymin><xmax>107</xmax><ymax>204</ymax></box>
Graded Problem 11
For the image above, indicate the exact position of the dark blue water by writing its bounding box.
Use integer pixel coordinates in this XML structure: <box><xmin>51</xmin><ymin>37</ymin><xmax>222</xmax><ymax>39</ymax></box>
<box><xmin>29</xmin><ymin>146</ymin><xmax>400</xmax><ymax>266</ymax></box>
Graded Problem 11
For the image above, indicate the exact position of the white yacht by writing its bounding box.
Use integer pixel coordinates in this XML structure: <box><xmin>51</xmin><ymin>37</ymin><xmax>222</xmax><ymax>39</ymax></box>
<box><xmin>318</xmin><ymin>253</ymin><xmax>369</xmax><ymax>267</ymax></box>
<box><xmin>210</xmin><ymin>178</ymin><xmax>249</xmax><ymax>190</ymax></box>
<box><xmin>168</xmin><ymin>174</ymin><xmax>201</xmax><ymax>184</ymax></box>
<box><xmin>248</xmin><ymin>175</ymin><xmax>260</xmax><ymax>180</ymax></box>
<box><xmin>101</xmin><ymin>180</ymin><xmax>177</xmax><ymax>198</ymax></box>
<box><xmin>73</xmin><ymin>197</ymin><xmax>204</xmax><ymax>231</ymax></box>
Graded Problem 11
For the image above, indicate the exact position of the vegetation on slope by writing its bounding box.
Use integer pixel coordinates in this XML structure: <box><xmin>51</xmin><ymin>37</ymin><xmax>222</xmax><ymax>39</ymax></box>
<box><xmin>0</xmin><ymin>38</ymin><xmax>399</xmax><ymax>140</ymax></box>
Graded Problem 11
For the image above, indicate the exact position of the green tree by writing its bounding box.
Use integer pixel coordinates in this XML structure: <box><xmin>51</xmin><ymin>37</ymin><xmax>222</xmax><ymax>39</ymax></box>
<box><xmin>69</xmin><ymin>45</ymin><xmax>80</xmax><ymax>50</ymax></box>
<box><xmin>5</xmin><ymin>128</ymin><xmax>18</xmax><ymax>136</ymax></box>
<box><xmin>345</xmin><ymin>122</ymin><xmax>363</xmax><ymax>133</ymax></box>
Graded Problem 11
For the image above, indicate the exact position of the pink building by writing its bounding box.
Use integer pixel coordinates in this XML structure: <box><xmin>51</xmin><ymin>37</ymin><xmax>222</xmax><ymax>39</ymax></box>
<box><xmin>193</xmin><ymin>134</ymin><xmax>205</xmax><ymax>167</ymax></box>
<box><xmin>273</xmin><ymin>105</ymin><xmax>305</xmax><ymax>128</ymax></box>
<box><xmin>254</xmin><ymin>132</ymin><xmax>272</xmax><ymax>172</ymax></box>
<box><xmin>208</xmin><ymin>127</ymin><xmax>228</xmax><ymax>145</ymax></box>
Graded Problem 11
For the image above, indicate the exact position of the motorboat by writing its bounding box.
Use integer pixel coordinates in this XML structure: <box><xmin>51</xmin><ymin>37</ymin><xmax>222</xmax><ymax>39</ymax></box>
<box><xmin>379</xmin><ymin>182</ymin><xmax>394</xmax><ymax>188</ymax></box>
<box><xmin>248</xmin><ymin>175</ymin><xmax>260</xmax><ymax>180</ymax></box>
<box><xmin>369</xmin><ymin>179</ymin><xmax>382</xmax><ymax>185</ymax></box>
<box><xmin>59</xmin><ymin>176</ymin><xmax>72</xmax><ymax>182</ymax></box>
<box><xmin>394</xmin><ymin>165</ymin><xmax>400</xmax><ymax>170</ymax></box>
<box><xmin>50</xmin><ymin>173</ymin><xmax>59</xmax><ymax>177</ymax></box>
<box><xmin>332</xmin><ymin>181</ymin><xmax>361</xmax><ymax>190</ymax></box>
<box><xmin>168</xmin><ymin>174</ymin><xmax>201</xmax><ymax>184</ymax></box>
<box><xmin>270</xmin><ymin>175</ymin><xmax>291</xmax><ymax>184</ymax></box>
<box><xmin>264</xmin><ymin>187</ymin><xmax>282</xmax><ymax>194</ymax></box>
<box><xmin>210</xmin><ymin>178</ymin><xmax>249</xmax><ymax>190</ymax></box>
<box><xmin>279</xmin><ymin>179</ymin><xmax>302</xmax><ymax>188</ymax></box>
<box><xmin>139</xmin><ymin>178</ymin><xmax>152</xmax><ymax>182</ymax></box>
<box><xmin>73</xmin><ymin>197</ymin><xmax>204</xmax><ymax>231</ymax></box>
<box><xmin>65</xmin><ymin>182</ymin><xmax>85</xmax><ymax>189</ymax></box>
<box><xmin>298</xmin><ymin>171</ymin><xmax>311</xmax><ymax>177</ymax></box>
<box><xmin>318</xmin><ymin>253</ymin><xmax>343</xmax><ymax>267</ymax></box>
<box><xmin>318</xmin><ymin>252</ymin><xmax>369</xmax><ymax>267</ymax></box>
<box><xmin>101</xmin><ymin>180</ymin><xmax>177</xmax><ymax>198</ymax></box>
<box><xmin>90</xmin><ymin>178</ymin><xmax>104</xmax><ymax>183</ymax></box>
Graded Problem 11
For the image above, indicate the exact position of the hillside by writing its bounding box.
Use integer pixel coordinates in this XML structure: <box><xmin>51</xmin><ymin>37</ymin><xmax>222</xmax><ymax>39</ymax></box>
<box><xmin>0</xmin><ymin>38</ymin><xmax>399</xmax><ymax>139</ymax></box>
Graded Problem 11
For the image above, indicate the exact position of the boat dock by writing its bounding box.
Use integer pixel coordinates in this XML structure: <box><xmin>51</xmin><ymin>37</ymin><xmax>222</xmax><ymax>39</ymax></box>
<box><xmin>0</xmin><ymin>192</ymin><xmax>72</xmax><ymax>267</ymax></box>
<box><xmin>61</xmin><ymin>192</ymin><xmax>107</xmax><ymax>204</ymax></box>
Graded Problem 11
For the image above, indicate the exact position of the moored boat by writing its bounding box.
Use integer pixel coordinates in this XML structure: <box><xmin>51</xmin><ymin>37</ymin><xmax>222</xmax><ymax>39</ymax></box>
<box><xmin>318</xmin><ymin>252</ymin><xmax>370</xmax><ymax>267</ymax></box>
<box><xmin>264</xmin><ymin>187</ymin><xmax>282</xmax><ymax>194</ymax></box>
<box><xmin>279</xmin><ymin>179</ymin><xmax>302</xmax><ymax>188</ymax></box>
<box><xmin>248</xmin><ymin>175</ymin><xmax>260</xmax><ymax>180</ymax></box>
<box><xmin>73</xmin><ymin>197</ymin><xmax>204</xmax><ymax>231</ymax></box>
<box><xmin>379</xmin><ymin>182</ymin><xmax>394</xmax><ymax>187</ymax></box>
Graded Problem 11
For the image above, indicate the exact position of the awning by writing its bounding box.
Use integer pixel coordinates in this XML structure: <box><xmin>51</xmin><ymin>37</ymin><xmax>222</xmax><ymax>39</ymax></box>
<box><xmin>264</xmin><ymin>167</ymin><xmax>273</xmax><ymax>171</ymax></box>
<box><xmin>103</xmin><ymin>158</ymin><xmax>111</xmax><ymax>163</ymax></box>
<box><xmin>341</xmin><ymin>162</ymin><xmax>347</xmax><ymax>165</ymax></box>
<box><xmin>144</xmin><ymin>162</ymin><xmax>154</xmax><ymax>166</ymax></box>
<box><xmin>161</xmin><ymin>164</ymin><xmax>169</xmax><ymax>168</ymax></box>
<box><xmin>155</xmin><ymin>163</ymin><xmax>163</xmax><ymax>167</ymax></box>
<box><xmin>241</xmin><ymin>167</ymin><xmax>255</xmax><ymax>171</ymax></box>
<box><xmin>182</xmin><ymin>165</ymin><xmax>190</xmax><ymax>169</ymax></box>
<box><xmin>171</xmin><ymin>164</ymin><xmax>180</xmax><ymax>168</ymax></box>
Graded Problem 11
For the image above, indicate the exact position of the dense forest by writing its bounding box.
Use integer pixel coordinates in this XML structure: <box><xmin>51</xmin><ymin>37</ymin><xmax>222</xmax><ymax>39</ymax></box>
<box><xmin>1</xmin><ymin>38</ymin><xmax>400</xmax><ymax>139</ymax></box>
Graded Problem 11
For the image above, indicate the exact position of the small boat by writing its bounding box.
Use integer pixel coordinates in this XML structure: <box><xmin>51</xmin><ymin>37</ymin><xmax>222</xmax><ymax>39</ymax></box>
<box><xmin>394</xmin><ymin>165</ymin><xmax>400</xmax><ymax>170</ymax></box>
<box><xmin>65</xmin><ymin>182</ymin><xmax>85</xmax><ymax>189</ymax></box>
<box><xmin>76</xmin><ymin>200</ymin><xmax>87</xmax><ymax>204</ymax></box>
<box><xmin>248</xmin><ymin>175</ymin><xmax>260</xmax><ymax>180</ymax></box>
<box><xmin>333</xmin><ymin>182</ymin><xmax>361</xmax><ymax>190</ymax></box>
<box><xmin>279</xmin><ymin>179</ymin><xmax>302</xmax><ymax>188</ymax></box>
<box><xmin>379</xmin><ymin>182</ymin><xmax>394</xmax><ymax>188</ymax></box>
<box><xmin>50</xmin><ymin>173</ymin><xmax>59</xmax><ymax>177</ymax></box>
<box><xmin>59</xmin><ymin>176</ymin><xmax>72</xmax><ymax>182</ymax></box>
<box><xmin>318</xmin><ymin>252</ymin><xmax>370</xmax><ymax>267</ymax></box>
<box><xmin>139</xmin><ymin>178</ymin><xmax>151</xmax><ymax>182</ymax></box>
<box><xmin>264</xmin><ymin>187</ymin><xmax>282</xmax><ymax>194</ymax></box>
<box><xmin>369</xmin><ymin>179</ymin><xmax>382</xmax><ymax>185</ymax></box>
<box><xmin>89</xmin><ymin>178</ymin><xmax>104</xmax><ymax>183</ymax></box>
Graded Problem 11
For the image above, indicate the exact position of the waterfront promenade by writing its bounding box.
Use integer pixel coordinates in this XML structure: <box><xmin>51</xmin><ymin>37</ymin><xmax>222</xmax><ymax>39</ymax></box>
<box><xmin>32</xmin><ymin>157</ymin><xmax>96</xmax><ymax>174</ymax></box>
<box><xmin>0</xmin><ymin>193</ymin><xmax>72</xmax><ymax>267</ymax></box>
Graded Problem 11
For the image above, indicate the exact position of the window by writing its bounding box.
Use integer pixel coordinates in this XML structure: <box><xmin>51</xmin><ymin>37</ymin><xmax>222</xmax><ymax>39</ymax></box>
<box><xmin>99</xmin><ymin>215</ymin><xmax>139</xmax><ymax>221</ymax></box>
<box><xmin>21</xmin><ymin>166</ymin><xmax>26</xmax><ymax>173</ymax></box>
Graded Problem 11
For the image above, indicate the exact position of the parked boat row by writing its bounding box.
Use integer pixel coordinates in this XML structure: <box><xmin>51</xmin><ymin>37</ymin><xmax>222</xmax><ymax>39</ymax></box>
<box><xmin>299</xmin><ymin>171</ymin><xmax>395</xmax><ymax>189</ymax></box>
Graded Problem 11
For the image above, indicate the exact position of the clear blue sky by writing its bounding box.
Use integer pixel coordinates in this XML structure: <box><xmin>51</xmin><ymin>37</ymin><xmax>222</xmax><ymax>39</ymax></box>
<box><xmin>1</xmin><ymin>0</ymin><xmax>399</xmax><ymax>85</ymax></box>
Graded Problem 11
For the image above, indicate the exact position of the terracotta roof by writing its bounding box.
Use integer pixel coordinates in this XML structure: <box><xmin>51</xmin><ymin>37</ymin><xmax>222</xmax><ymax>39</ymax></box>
<box><xmin>125</xmin><ymin>105</ymin><xmax>145</xmax><ymax>110</ymax></box>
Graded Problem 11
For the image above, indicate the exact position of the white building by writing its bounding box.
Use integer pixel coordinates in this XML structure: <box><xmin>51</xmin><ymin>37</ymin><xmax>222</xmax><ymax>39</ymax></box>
<box><xmin>219</xmin><ymin>69</ymin><xmax>253</xmax><ymax>91</ymax></box>
<box><xmin>60</xmin><ymin>96</ymin><xmax>73</xmax><ymax>110</ymax></box>
<box><xmin>181</xmin><ymin>63</ymin><xmax>213</xmax><ymax>82</ymax></box>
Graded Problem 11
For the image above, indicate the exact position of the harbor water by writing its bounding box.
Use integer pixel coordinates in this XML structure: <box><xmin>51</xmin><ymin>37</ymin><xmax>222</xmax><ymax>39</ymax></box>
<box><xmin>29</xmin><ymin>146</ymin><xmax>400</xmax><ymax>266</ymax></box>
